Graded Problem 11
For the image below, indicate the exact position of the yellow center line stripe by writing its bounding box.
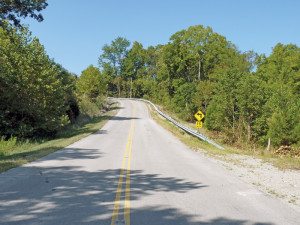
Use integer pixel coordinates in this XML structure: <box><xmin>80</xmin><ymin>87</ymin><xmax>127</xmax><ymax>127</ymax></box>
<box><xmin>110</xmin><ymin>140</ymin><xmax>130</xmax><ymax>225</ymax></box>
<box><xmin>124</xmin><ymin>123</ymin><xmax>134</xmax><ymax>224</ymax></box>
<box><xmin>111</xmin><ymin>106</ymin><xmax>135</xmax><ymax>225</ymax></box>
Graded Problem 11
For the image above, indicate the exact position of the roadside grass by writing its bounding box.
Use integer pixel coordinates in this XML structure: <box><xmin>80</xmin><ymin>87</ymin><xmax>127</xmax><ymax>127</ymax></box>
<box><xmin>0</xmin><ymin>102</ymin><xmax>119</xmax><ymax>173</ymax></box>
<box><xmin>148</xmin><ymin>104</ymin><xmax>300</xmax><ymax>170</ymax></box>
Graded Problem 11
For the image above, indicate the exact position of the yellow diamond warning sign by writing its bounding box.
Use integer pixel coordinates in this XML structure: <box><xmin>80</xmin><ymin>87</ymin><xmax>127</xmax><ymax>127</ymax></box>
<box><xmin>194</xmin><ymin>110</ymin><xmax>204</xmax><ymax>121</ymax></box>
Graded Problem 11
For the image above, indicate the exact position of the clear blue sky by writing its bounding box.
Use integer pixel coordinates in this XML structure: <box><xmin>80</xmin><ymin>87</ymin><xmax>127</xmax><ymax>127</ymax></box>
<box><xmin>24</xmin><ymin>0</ymin><xmax>300</xmax><ymax>75</ymax></box>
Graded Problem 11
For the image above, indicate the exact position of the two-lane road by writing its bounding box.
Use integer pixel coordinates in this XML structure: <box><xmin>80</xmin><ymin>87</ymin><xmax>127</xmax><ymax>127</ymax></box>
<box><xmin>0</xmin><ymin>99</ymin><xmax>299</xmax><ymax>225</ymax></box>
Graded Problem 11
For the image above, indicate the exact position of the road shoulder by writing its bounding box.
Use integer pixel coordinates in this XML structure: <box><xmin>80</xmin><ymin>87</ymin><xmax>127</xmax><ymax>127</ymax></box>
<box><xmin>148</xmin><ymin>103</ymin><xmax>300</xmax><ymax>212</ymax></box>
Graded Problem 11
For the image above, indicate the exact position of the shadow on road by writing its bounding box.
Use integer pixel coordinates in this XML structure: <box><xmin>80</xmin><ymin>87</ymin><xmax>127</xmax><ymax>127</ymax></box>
<box><xmin>43</xmin><ymin>148</ymin><xmax>104</xmax><ymax>161</ymax></box>
<box><xmin>0</xmin><ymin>156</ymin><xmax>275</xmax><ymax>225</ymax></box>
<box><xmin>130</xmin><ymin>206</ymin><xmax>273</xmax><ymax>225</ymax></box>
<box><xmin>110</xmin><ymin>116</ymin><xmax>140</xmax><ymax>121</ymax></box>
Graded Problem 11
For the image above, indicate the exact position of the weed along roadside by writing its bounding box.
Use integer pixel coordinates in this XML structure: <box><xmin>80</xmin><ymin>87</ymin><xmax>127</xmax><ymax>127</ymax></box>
<box><xmin>0</xmin><ymin>101</ymin><xmax>120</xmax><ymax>173</ymax></box>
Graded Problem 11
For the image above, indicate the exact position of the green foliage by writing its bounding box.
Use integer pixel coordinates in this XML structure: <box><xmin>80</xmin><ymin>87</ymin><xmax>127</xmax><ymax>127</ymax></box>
<box><xmin>76</xmin><ymin>65</ymin><xmax>105</xmax><ymax>100</ymax></box>
<box><xmin>0</xmin><ymin>104</ymin><xmax>117</xmax><ymax>172</ymax></box>
<box><xmin>0</xmin><ymin>136</ymin><xmax>17</xmax><ymax>156</ymax></box>
<box><xmin>236</xmin><ymin>75</ymin><xmax>268</xmax><ymax>142</ymax></box>
<box><xmin>205</xmin><ymin>95</ymin><xmax>227</xmax><ymax>132</ymax></box>
<box><xmin>0</xmin><ymin>0</ymin><xmax>48</xmax><ymax>28</ymax></box>
<box><xmin>266</xmin><ymin>87</ymin><xmax>300</xmax><ymax>146</ymax></box>
<box><xmin>98</xmin><ymin>25</ymin><xmax>299</xmax><ymax>149</ymax></box>
<box><xmin>98</xmin><ymin>37</ymin><xmax>130</xmax><ymax>77</ymax></box>
<box><xmin>193</xmin><ymin>80</ymin><xmax>215</xmax><ymax>116</ymax></box>
<box><xmin>98</xmin><ymin>37</ymin><xmax>130</xmax><ymax>96</ymax></box>
<box><xmin>0</xmin><ymin>25</ymin><xmax>77</xmax><ymax>138</ymax></box>
<box><xmin>122</xmin><ymin>41</ymin><xmax>146</xmax><ymax>80</ymax></box>
<box><xmin>254</xmin><ymin>44</ymin><xmax>300</xmax><ymax>147</ymax></box>
<box><xmin>78</xmin><ymin>95</ymin><xmax>104</xmax><ymax>118</ymax></box>
<box><xmin>76</xmin><ymin>65</ymin><xmax>107</xmax><ymax>118</ymax></box>
<box><xmin>171</xmin><ymin>80</ymin><xmax>196</xmax><ymax>120</ymax></box>
<box><xmin>205</xmin><ymin>54</ymin><xmax>249</xmax><ymax>141</ymax></box>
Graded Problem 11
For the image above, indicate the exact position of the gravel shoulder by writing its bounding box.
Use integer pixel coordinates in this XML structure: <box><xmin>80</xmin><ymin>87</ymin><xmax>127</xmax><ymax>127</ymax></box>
<box><xmin>209</xmin><ymin>153</ymin><xmax>300</xmax><ymax>212</ymax></box>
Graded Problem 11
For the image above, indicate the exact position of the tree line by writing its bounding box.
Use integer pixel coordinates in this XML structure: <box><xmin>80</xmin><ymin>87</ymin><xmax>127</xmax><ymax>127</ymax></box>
<box><xmin>98</xmin><ymin>25</ymin><xmax>299</xmax><ymax>149</ymax></box>
<box><xmin>1</xmin><ymin>0</ymin><xmax>299</xmax><ymax>149</ymax></box>
<box><xmin>0</xmin><ymin>1</ymin><xmax>108</xmax><ymax>140</ymax></box>
<box><xmin>0</xmin><ymin>23</ymin><xmax>106</xmax><ymax>138</ymax></box>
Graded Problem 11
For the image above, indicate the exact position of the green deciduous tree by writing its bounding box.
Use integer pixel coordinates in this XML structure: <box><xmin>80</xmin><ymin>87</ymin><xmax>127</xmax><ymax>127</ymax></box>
<box><xmin>255</xmin><ymin>44</ymin><xmax>300</xmax><ymax>147</ymax></box>
<box><xmin>76</xmin><ymin>65</ymin><xmax>105</xmax><ymax>100</ymax></box>
<box><xmin>76</xmin><ymin>65</ymin><xmax>107</xmax><ymax>118</ymax></box>
<box><xmin>236</xmin><ymin>75</ymin><xmax>268</xmax><ymax>142</ymax></box>
<box><xmin>98</xmin><ymin>37</ymin><xmax>130</xmax><ymax>96</ymax></box>
<box><xmin>0</xmin><ymin>25</ymin><xmax>76</xmax><ymax>137</ymax></box>
<box><xmin>122</xmin><ymin>41</ymin><xmax>146</xmax><ymax>80</ymax></box>
<box><xmin>171</xmin><ymin>80</ymin><xmax>196</xmax><ymax>120</ymax></box>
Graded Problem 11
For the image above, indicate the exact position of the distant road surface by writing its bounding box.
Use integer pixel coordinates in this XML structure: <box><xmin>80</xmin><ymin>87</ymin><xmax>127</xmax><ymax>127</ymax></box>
<box><xmin>0</xmin><ymin>99</ymin><xmax>299</xmax><ymax>225</ymax></box>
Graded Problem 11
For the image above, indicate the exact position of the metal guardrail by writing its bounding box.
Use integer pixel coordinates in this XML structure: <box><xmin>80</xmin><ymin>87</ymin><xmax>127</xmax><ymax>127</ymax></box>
<box><xmin>135</xmin><ymin>99</ymin><xmax>225</xmax><ymax>150</ymax></box>
<box><xmin>111</xmin><ymin>97</ymin><xmax>224</xmax><ymax>150</ymax></box>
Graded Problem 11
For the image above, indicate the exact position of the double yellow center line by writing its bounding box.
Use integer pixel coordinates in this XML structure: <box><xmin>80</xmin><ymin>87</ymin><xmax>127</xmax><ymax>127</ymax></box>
<box><xmin>111</xmin><ymin>109</ymin><xmax>135</xmax><ymax>225</ymax></box>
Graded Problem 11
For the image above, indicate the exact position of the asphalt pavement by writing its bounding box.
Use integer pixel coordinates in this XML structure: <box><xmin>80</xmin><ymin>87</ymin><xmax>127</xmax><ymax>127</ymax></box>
<box><xmin>0</xmin><ymin>99</ymin><xmax>299</xmax><ymax>225</ymax></box>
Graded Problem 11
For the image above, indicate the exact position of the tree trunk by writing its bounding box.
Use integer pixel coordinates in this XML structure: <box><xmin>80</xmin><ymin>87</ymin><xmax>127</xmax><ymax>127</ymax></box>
<box><xmin>247</xmin><ymin>123</ymin><xmax>251</xmax><ymax>143</ymax></box>
<box><xmin>266</xmin><ymin>138</ymin><xmax>271</xmax><ymax>151</ymax></box>
<box><xmin>118</xmin><ymin>79</ymin><xmax>120</xmax><ymax>97</ymax></box>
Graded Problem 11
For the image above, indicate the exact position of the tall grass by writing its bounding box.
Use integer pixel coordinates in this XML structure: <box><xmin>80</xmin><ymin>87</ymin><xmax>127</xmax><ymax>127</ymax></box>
<box><xmin>0</xmin><ymin>137</ymin><xmax>21</xmax><ymax>156</ymax></box>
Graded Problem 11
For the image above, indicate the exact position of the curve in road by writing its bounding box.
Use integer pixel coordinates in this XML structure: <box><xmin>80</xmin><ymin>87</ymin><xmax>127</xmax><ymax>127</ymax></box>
<box><xmin>0</xmin><ymin>99</ymin><xmax>299</xmax><ymax>225</ymax></box>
